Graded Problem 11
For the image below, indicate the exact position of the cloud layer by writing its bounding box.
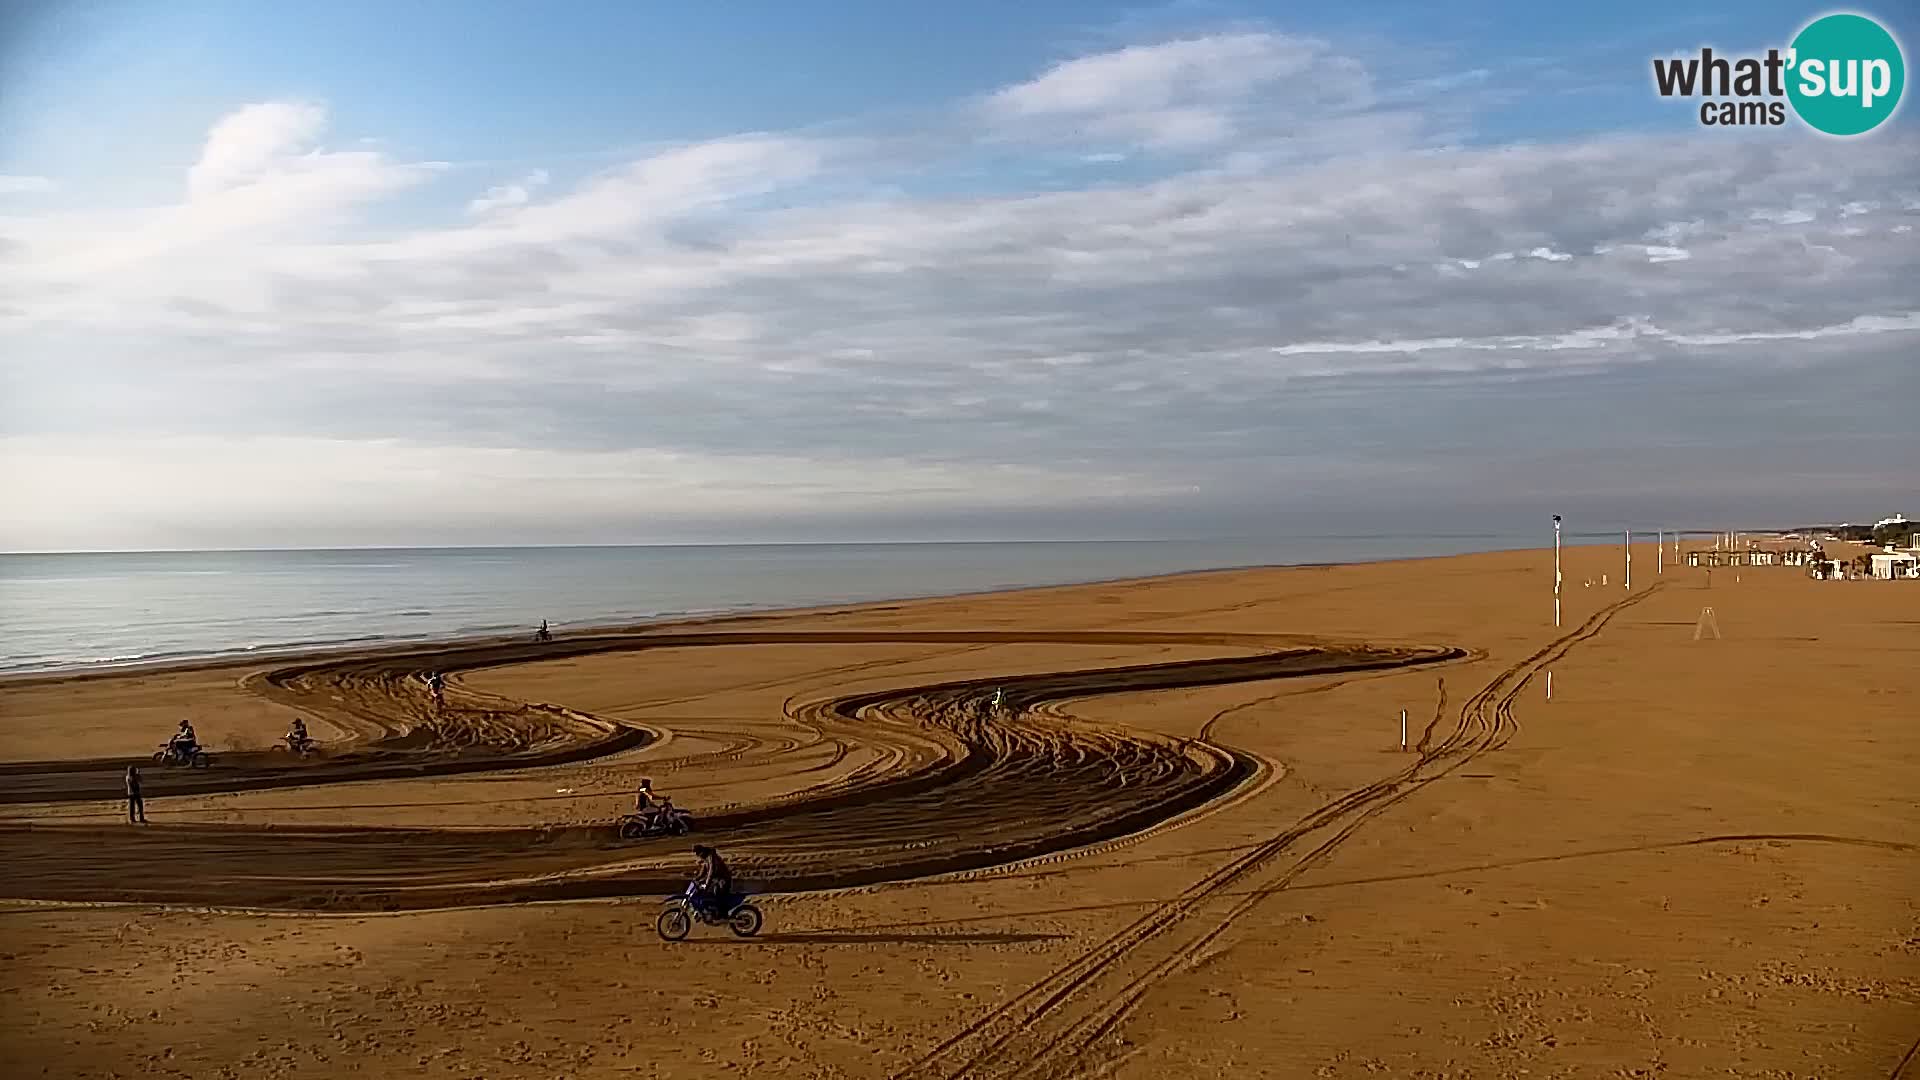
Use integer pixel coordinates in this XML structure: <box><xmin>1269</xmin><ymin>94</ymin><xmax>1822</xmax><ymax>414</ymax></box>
<box><xmin>2</xmin><ymin>30</ymin><xmax>1916</xmax><ymax>549</ymax></box>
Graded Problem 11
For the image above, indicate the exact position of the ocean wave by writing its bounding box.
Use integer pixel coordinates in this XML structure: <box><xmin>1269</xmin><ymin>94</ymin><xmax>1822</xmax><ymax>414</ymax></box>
<box><xmin>0</xmin><ymin>634</ymin><xmax>398</xmax><ymax>676</ymax></box>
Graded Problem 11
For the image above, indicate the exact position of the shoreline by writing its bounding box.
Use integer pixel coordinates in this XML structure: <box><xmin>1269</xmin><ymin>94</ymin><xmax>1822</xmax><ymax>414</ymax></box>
<box><xmin>0</xmin><ymin>541</ymin><xmax>1571</xmax><ymax>686</ymax></box>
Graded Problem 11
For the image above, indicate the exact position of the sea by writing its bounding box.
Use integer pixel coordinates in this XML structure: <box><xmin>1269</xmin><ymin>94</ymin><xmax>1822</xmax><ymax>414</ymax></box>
<box><xmin>0</xmin><ymin>536</ymin><xmax>1554</xmax><ymax>676</ymax></box>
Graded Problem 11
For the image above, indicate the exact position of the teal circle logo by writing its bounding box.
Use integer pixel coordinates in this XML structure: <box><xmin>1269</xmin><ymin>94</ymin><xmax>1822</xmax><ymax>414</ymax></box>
<box><xmin>1787</xmin><ymin>13</ymin><xmax>1905</xmax><ymax>136</ymax></box>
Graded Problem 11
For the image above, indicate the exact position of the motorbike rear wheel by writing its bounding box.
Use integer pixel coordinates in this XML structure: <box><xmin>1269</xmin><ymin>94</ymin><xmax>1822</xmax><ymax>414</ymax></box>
<box><xmin>190</xmin><ymin>752</ymin><xmax>210</xmax><ymax>769</ymax></box>
<box><xmin>656</xmin><ymin>906</ymin><xmax>692</xmax><ymax>942</ymax></box>
<box><xmin>728</xmin><ymin>904</ymin><xmax>763</xmax><ymax>938</ymax></box>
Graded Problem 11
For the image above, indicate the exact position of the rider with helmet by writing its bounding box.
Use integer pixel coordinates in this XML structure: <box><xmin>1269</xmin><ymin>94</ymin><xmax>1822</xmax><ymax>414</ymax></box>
<box><xmin>689</xmin><ymin>845</ymin><xmax>732</xmax><ymax>917</ymax></box>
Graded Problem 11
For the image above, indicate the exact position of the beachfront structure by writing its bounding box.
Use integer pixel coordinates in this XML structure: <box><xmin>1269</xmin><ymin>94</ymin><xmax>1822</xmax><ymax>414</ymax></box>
<box><xmin>1687</xmin><ymin>551</ymin><xmax>1722</xmax><ymax>567</ymax></box>
<box><xmin>1868</xmin><ymin>551</ymin><xmax>1920</xmax><ymax>580</ymax></box>
<box><xmin>1783</xmin><ymin>550</ymin><xmax>1818</xmax><ymax>568</ymax></box>
<box><xmin>1746</xmin><ymin>551</ymin><xmax>1778</xmax><ymax>567</ymax></box>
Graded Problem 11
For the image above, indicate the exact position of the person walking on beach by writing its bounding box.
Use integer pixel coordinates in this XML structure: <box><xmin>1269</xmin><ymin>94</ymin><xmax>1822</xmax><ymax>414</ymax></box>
<box><xmin>125</xmin><ymin>765</ymin><xmax>147</xmax><ymax>824</ymax></box>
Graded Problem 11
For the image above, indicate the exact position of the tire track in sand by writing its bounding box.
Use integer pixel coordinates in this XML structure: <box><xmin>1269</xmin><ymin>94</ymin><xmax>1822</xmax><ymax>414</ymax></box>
<box><xmin>893</xmin><ymin>586</ymin><xmax>1659</xmax><ymax>1080</ymax></box>
<box><xmin>0</xmin><ymin>634</ymin><xmax>1467</xmax><ymax>911</ymax></box>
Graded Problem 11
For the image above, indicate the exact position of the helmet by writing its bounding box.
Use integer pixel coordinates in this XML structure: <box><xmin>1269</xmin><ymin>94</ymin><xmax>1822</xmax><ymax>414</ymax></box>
<box><xmin>692</xmin><ymin>845</ymin><xmax>713</xmax><ymax>857</ymax></box>
<box><xmin>638</xmin><ymin>777</ymin><xmax>652</xmax><ymax>787</ymax></box>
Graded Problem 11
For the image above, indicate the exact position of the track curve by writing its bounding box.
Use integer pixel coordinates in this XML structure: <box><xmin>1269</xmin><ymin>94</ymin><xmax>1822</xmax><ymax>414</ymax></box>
<box><xmin>0</xmin><ymin>632</ymin><xmax>1466</xmax><ymax>911</ymax></box>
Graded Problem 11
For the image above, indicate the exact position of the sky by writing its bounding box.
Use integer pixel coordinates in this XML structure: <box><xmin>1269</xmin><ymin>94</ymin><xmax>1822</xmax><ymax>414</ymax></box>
<box><xmin>0</xmin><ymin>0</ymin><xmax>1915</xmax><ymax>551</ymax></box>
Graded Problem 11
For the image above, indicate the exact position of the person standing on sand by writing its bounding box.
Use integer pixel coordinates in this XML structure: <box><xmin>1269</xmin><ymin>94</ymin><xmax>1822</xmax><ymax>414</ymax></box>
<box><xmin>125</xmin><ymin>765</ymin><xmax>147</xmax><ymax>824</ymax></box>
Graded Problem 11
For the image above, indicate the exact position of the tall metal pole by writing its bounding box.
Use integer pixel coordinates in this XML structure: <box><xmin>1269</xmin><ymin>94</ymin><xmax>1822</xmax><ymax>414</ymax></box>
<box><xmin>1657</xmin><ymin>530</ymin><xmax>1664</xmax><ymax>575</ymax></box>
<box><xmin>1625</xmin><ymin>529</ymin><xmax>1632</xmax><ymax>590</ymax></box>
<box><xmin>1553</xmin><ymin>515</ymin><xmax>1562</xmax><ymax>628</ymax></box>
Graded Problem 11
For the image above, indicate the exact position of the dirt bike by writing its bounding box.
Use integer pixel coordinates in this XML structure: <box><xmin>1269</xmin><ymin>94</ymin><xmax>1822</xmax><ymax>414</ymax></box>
<box><xmin>153</xmin><ymin>741</ymin><xmax>211</xmax><ymax>769</ymax></box>
<box><xmin>655</xmin><ymin>883</ymin><xmax>762</xmax><ymax>941</ymax></box>
<box><xmin>282</xmin><ymin>732</ymin><xmax>317</xmax><ymax>758</ymax></box>
<box><xmin>617</xmin><ymin>801</ymin><xmax>693</xmax><ymax>840</ymax></box>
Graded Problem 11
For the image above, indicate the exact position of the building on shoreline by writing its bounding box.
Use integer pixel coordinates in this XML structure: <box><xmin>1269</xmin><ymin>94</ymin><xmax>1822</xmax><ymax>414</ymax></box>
<box><xmin>1868</xmin><ymin>550</ymin><xmax>1919</xmax><ymax>580</ymax></box>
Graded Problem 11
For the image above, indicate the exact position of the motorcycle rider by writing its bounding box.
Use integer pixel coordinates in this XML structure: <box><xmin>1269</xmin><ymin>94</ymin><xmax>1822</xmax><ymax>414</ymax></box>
<box><xmin>535</xmin><ymin>619</ymin><xmax>552</xmax><ymax>642</ymax></box>
<box><xmin>426</xmin><ymin>671</ymin><xmax>446</xmax><ymax>704</ymax></box>
<box><xmin>168</xmin><ymin>719</ymin><xmax>199</xmax><ymax>759</ymax></box>
<box><xmin>689</xmin><ymin>845</ymin><xmax>732</xmax><ymax>918</ymax></box>
<box><xmin>633</xmin><ymin>777</ymin><xmax>683</xmax><ymax>832</ymax></box>
<box><xmin>287</xmin><ymin>716</ymin><xmax>311</xmax><ymax>752</ymax></box>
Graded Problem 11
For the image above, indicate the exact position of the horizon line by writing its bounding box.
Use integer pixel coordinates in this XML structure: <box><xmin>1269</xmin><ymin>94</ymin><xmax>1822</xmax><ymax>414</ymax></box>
<box><xmin>0</xmin><ymin>525</ymin><xmax>1850</xmax><ymax>558</ymax></box>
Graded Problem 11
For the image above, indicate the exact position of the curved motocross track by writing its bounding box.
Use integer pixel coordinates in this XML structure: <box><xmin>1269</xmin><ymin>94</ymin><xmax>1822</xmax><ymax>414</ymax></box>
<box><xmin>0</xmin><ymin>631</ymin><xmax>1465</xmax><ymax>911</ymax></box>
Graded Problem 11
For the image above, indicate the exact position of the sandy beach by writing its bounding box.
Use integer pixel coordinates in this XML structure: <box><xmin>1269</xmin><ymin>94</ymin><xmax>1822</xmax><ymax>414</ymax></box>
<box><xmin>1</xmin><ymin>543</ymin><xmax>1914</xmax><ymax>1079</ymax></box>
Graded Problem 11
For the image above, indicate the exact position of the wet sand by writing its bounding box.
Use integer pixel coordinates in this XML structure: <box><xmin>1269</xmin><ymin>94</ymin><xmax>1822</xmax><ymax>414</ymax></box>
<box><xmin>1</xmin><ymin>544</ymin><xmax>1914</xmax><ymax>1078</ymax></box>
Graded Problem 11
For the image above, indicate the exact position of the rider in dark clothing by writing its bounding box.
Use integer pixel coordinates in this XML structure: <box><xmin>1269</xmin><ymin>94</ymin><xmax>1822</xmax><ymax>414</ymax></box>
<box><xmin>690</xmin><ymin>845</ymin><xmax>732</xmax><ymax>916</ymax></box>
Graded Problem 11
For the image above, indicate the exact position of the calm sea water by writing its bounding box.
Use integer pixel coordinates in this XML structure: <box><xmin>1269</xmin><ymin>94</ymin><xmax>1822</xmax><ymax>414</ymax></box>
<box><xmin>0</xmin><ymin>537</ymin><xmax>1548</xmax><ymax>675</ymax></box>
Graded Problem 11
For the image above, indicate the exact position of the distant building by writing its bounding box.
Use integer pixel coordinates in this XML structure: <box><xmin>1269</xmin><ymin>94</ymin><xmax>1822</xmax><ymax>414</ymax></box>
<box><xmin>1746</xmin><ymin>550</ymin><xmax>1777</xmax><ymax>566</ymax></box>
<box><xmin>1687</xmin><ymin>551</ymin><xmax>1722</xmax><ymax>567</ymax></box>
<box><xmin>1869</xmin><ymin>551</ymin><xmax>1919</xmax><ymax>580</ymax></box>
<box><xmin>1783</xmin><ymin>550</ymin><xmax>1816</xmax><ymax>567</ymax></box>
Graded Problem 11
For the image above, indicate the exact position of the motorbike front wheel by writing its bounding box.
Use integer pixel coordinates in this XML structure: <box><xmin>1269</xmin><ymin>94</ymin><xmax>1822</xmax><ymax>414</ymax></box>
<box><xmin>618</xmin><ymin>818</ymin><xmax>646</xmax><ymax>841</ymax></box>
<box><xmin>728</xmin><ymin>904</ymin><xmax>763</xmax><ymax>938</ymax></box>
<box><xmin>656</xmin><ymin>906</ymin><xmax>692</xmax><ymax>942</ymax></box>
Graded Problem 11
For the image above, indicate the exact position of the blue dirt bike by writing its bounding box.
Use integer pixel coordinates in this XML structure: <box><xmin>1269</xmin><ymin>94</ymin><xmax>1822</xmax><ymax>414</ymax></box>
<box><xmin>655</xmin><ymin>883</ymin><xmax>763</xmax><ymax>941</ymax></box>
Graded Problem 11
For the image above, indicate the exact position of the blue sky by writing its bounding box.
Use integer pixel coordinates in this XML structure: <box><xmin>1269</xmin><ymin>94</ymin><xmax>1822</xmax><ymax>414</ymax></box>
<box><xmin>0</xmin><ymin>2</ymin><xmax>1915</xmax><ymax>549</ymax></box>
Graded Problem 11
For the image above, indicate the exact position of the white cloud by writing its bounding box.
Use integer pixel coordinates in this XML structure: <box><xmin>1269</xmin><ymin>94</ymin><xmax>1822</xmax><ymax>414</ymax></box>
<box><xmin>0</xmin><ymin>175</ymin><xmax>56</xmax><ymax>196</ymax></box>
<box><xmin>3</xmin><ymin>34</ymin><xmax>1918</xmax><ymax>546</ymax></box>
<box><xmin>1</xmin><ymin>102</ymin><xmax>434</xmax><ymax>285</ymax></box>
<box><xmin>1266</xmin><ymin>312</ymin><xmax>1916</xmax><ymax>362</ymax></box>
<box><xmin>186</xmin><ymin>102</ymin><xmax>329</xmax><ymax>199</ymax></box>
<box><xmin>986</xmin><ymin>33</ymin><xmax>1373</xmax><ymax>150</ymax></box>
<box><xmin>0</xmin><ymin>434</ymin><xmax>1184</xmax><ymax>551</ymax></box>
<box><xmin>466</xmin><ymin>169</ymin><xmax>550</xmax><ymax>215</ymax></box>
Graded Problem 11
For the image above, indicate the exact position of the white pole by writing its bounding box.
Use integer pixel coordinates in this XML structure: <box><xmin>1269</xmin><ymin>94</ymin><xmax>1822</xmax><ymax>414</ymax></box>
<box><xmin>1546</xmin><ymin>670</ymin><xmax>1552</xmax><ymax>700</ymax></box>
<box><xmin>1657</xmin><ymin>530</ymin><xmax>1663</xmax><ymax>575</ymax></box>
<box><xmin>1625</xmin><ymin>529</ymin><xmax>1631</xmax><ymax>590</ymax></box>
<box><xmin>1400</xmin><ymin>709</ymin><xmax>1408</xmax><ymax>751</ymax></box>
<box><xmin>1553</xmin><ymin>515</ymin><xmax>1562</xmax><ymax>629</ymax></box>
